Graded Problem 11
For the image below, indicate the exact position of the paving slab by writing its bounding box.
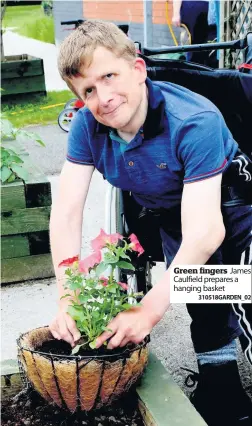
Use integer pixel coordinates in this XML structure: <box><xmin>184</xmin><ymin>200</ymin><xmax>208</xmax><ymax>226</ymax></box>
<box><xmin>18</xmin><ymin>124</ymin><xmax>68</xmax><ymax>175</ymax></box>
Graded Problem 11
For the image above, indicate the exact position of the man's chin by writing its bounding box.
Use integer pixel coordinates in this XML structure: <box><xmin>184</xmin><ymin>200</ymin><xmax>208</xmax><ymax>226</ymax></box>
<box><xmin>99</xmin><ymin>105</ymin><xmax>129</xmax><ymax>128</ymax></box>
<box><xmin>103</xmin><ymin>117</ymin><xmax>129</xmax><ymax>130</ymax></box>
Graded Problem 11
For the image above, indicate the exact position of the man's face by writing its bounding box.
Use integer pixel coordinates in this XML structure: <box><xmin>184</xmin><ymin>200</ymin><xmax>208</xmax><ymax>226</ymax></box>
<box><xmin>69</xmin><ymin>46</ymin><xmax>147</xmax><ymax>131</ymax></box>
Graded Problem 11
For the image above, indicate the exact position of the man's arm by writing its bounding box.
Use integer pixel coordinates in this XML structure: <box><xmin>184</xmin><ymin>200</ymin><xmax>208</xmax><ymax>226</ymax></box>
<box><xmin>95</xmin><ymin>174</ymin><xmax>225</xmax><ymax>349</ymax></box>
<box><xmin>141</xmin><ymin>173</ymin><xmax>225</xmax><ymax>322</ymax></box>
<box><xmin>172</xmin><ymin>0</ymin><xmax>182</xmax><ymax>27</ymax></box>
<box><xmin>49</xmin><ymin>161</ymin><xmax>94</xmax><ymax>346</ymax></box>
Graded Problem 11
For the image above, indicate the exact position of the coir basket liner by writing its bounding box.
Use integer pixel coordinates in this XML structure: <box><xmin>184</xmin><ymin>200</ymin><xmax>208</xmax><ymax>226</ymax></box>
<box><xmin>17</xmin><ymin>326</ymin><xmax>149</xmax><ymax>412</ymax></box>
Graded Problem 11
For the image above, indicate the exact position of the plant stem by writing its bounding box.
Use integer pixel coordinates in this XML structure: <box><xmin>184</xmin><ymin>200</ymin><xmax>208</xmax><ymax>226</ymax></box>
<box><xmin>84</xmin><ymin>306</ymin><xmax>93</xmax><ymax>339</ymax></box>
<box><xmin>109</xmin><ymin>265</ymin><xmax>115</xmax><ymax>284</ymax></box>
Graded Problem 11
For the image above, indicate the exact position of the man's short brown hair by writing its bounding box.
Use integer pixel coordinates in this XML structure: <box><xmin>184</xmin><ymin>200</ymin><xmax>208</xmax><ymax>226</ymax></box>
<box><xmin>58</xmin><ymin>19</ymin><xmax>137</xmax><ymax>82</ymax></box>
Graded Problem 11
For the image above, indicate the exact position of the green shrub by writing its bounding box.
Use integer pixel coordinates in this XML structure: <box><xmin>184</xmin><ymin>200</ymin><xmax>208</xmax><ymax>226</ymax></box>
<box><xmin>21</xmin><ymin>14</ymin><xmax>54</xmax><ymax>44</ymax></box>
<box><xmin>0</xmin><ymin>114</ymin><xmax>45</xmax><ymax>183</ymax></box>
<box><xmin>3</xmin><ymin>5</ymin><xmax>54</xmax><ymax>44</ymax></box>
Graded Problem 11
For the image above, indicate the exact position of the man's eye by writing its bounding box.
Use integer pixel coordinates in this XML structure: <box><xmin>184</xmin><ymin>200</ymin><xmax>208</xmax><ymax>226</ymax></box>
<box><xmin>106</xmin><ymin>73</ymin><xmax>113</xmax><ymax>79</ymax></box>
<box><xmin>86</xmin><ymin>88</ymin><xmax>93</xmax><ymax>95</ymax></box>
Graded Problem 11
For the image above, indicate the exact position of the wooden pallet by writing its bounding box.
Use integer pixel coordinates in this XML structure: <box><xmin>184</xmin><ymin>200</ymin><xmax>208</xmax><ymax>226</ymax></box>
<box><xmin>1</xmin><ymin>54</ymin><xmax>46</xmax><ymax>97</ymax></box>
<box><xmin>1</xmin><ymin>143</ymin><xmax>54</xmax><ymax>284</ymax></box>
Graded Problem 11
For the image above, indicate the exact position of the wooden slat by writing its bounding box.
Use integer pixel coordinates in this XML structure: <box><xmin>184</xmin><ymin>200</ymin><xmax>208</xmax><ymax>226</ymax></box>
<box><xmin>22</xmin><ymin>156</ymin><xmax>52</xmax><ymax>205</ymax></box>
<box><xmin>1</xmin><ymin>54</ymin><xmax>39</xmax><ymax>61</ymax></box>
<box><xmin>1</xmin><ymin>180</ymin><xmax>26</xmax><ymax>211</ymax></box>
<box><xmin>1</xmin><ymin>141</ymin><xmax>52</xmax><ymax>207</ymax></box>
<box><xmin>28</xmin><ymin>231</ymin><xmax>50</xmax><ymax>255</ymax></box>
<box><xmin>1</xmin><ymin>235</ymin><xmax>30</xmax><ymax>259</ymax></box>
<box><xmin>1</xmin><ymin>231</ymin><xmax>50</xmax><ymax>259</ymax></box>
<box><xmin>136</xmin><ymin>352</ymin><xmax>207</xmax><ymax>426</ymax></box>
<box><xmin>25</xmin><ymin>181</ymin><xmax>51</xmax><ymax>208</ymax></box>
<box><xmin>1</xmin><ymin>253</ymin><xmax>55</xmax><ymax>284</ymax></box>
<box><xmin>1</xmin><ymin>75</ymin><xmax>46</xmax><ymax>96</ymax></box>
<box><xmin>1</xmin><ymin>57</ymin><xmax>44</xmax><ymax>79</ymax></box>
<box><xmin>1</xmin><ymin>360</ymin><xmax>22</xmax><ymax>402</ymax></box>
<box><xmin>1</xmin><ymin>141</ymin><xmax>52</xmax><ymax>197</ymax></box>
<box><xmin>1</xmin><ymin>206</ymin><xmax>51</xmax><ymax>236</ymax></box>
<box><xmin>138</xmin><ymin>398</ymin><xmax>156</xmax><ymax>426</ymax></box>
<box><xmin>1</xmin><ymin>373</ymin><xmax>23</xmax><ymax>401</ymax></box>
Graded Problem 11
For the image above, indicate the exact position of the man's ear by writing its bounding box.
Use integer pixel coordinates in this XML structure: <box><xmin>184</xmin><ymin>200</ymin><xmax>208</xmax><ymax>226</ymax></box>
<box><xmin>134</xmin><ymin>57</ymin><xmax>147</xmax><ymax>83</ymax></box>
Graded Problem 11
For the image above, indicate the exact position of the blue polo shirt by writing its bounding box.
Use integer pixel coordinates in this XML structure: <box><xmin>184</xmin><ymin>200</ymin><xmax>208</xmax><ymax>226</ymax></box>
<box><xmin>67</xmin><ymin>78</ymin><xmax>238</xmax><ymax>209</ymax></box>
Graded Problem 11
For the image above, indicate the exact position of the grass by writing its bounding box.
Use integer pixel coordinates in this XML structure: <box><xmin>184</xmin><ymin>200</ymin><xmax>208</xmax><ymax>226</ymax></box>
<box><xmin>3</xmin><ymin>5</ymin><xmax>55</xmax><ymax>44</ymax></box>
<box><xmin>1</xmin><ymin>90</ymin><xmax>74</xmax><ymax>128</ymax></box>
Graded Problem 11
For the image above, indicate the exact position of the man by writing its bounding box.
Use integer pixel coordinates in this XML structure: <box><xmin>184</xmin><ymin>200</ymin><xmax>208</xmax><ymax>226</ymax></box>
<box><xmin>49</xmin><ymin>20</ymin><xmax>252</xmax><ymax>426</ymax></box>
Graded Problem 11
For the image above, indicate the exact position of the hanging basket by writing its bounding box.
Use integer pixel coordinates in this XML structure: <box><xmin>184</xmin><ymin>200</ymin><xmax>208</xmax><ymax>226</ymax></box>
<box><xmin>17</xmin><ymin>326</ymin><xmax>149</xmax><ymax>412</ymax></box>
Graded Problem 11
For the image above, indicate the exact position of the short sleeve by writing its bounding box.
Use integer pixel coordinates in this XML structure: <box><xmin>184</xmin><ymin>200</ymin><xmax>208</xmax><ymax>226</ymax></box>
<box><xmin>176</xmin><ymin>111</ymin><xmax>236</xmax><ymax>184</ymax></box>
<box><xmin>67</xmin><ymin>109</ymin><xmax>94</xmax><ymax>165</ymax></box>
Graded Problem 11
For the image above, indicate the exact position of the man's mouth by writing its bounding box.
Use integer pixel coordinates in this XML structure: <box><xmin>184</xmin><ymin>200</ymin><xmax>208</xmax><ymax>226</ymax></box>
<box><xmin>103</xmin><ymin>104</ymin><xmax>122</xmax><ymax>116</ymax></box>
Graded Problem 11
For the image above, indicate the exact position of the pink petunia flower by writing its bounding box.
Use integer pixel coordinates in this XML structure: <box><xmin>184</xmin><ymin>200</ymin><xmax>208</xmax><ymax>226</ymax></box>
<box><xmin>79</xmin><ymin>251</ymin><xmax>102</xmax><ymax>274</ymax></box>
<box><xmin>58</xmin><ymin>255</ymin><xmax>79</xmax><ymax>267</ymax></box>
<box><xmin>100</xmin><ymin>276</ymin><xmax>109</xmax><ymax>287</ymax></box>
<box><xmin>91</xmin><ymin>229</ymin><xmax>123</xmax><ymax>251</ymax></box>
<box><xmin>129</xmin><ymin>234</ymin><xmax>144</xmax><ymax>257</ymax></box>
<box><xmin>118</xmin><ymin>282</ymin><xmax>128</xmax><ymax>291</ymax></box>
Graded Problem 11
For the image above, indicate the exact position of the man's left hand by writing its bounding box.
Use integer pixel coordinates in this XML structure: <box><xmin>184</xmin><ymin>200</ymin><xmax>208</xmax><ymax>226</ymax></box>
<box><xmin>95</xmin><ymin>305</ymin><xmax>154</xmax><ymax>349</ymax></box>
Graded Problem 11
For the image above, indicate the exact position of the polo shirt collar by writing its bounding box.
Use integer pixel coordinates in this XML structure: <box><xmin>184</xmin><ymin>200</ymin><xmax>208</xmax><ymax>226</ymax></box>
<box><xmin>96</xmin><ymin>77</ymin><xmax>165</xmax><ymax>139</ymax></box>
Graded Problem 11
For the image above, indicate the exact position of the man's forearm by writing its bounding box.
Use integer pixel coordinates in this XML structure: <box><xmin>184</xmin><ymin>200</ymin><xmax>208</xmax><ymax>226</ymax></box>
<box><xmin>50</xmin><ymin>212</ymin><xmax>82</xmax><ymax>300</ymax></box>
<box><xmin>141</xmin><ymin>238</ymin><xmax>221</xmax><ymax>326</ymax></box>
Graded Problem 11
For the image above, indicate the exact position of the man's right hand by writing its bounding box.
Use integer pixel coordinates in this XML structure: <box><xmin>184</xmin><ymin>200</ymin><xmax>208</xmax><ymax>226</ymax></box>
<box><xmin>49</xmin><ymin>300</ymin><xmax>81</xmax><ymax>348</ymax></box>
<box><xmin>49</xmin><ymin>161</ymin><xmax>94</xmax><ymax>347</ymax></box>
<box><xmin>172</xmin><ymin>14</ymin><xmax>181</xmax><ymax>27</ymax></box>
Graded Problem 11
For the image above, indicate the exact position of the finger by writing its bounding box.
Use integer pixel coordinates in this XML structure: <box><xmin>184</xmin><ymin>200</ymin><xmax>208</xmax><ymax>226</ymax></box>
<box><xmin>49</xmin><ymin>323</ymin><xmax>61</xmax><ymax>340</ymax></box>
<box><xmin>119</xmin><ymin>337</ymin><xmax>129</xmax><ymax>348</ymax></box>
<box><xmin>57</xmin><ymin>317</ymin><xmax>75</xmax><ymax>347</ymax></box>
<box><xmin>64</xmin><ymin>317</ymin><xmax>81</xmax><ymax>348</ymax></box>
<box><xmin>96</xmin><ymin>324</ymin><xmax>117</xmax><ymax>348</ymax></box>
<box><xmin>65</xmin><ymin>315</ymin><xmax>81</xmax><ymax>342</ymax></box>
<box><xmin>120</xmin><ymin>330</ymin><xmax>148</xmax><ymax>347</ymax></box>
<box><xmin>107</xmin><ymin>331</ymin><xmax>125</xmax><ymax>350</ymax></box>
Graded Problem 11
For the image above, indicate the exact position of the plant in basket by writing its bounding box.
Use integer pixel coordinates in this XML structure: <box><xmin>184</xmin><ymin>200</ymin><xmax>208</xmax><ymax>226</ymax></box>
<box><xmin>59</xmin><ymin>229</ymin><xmax>145</xmax><ymax>354</ymax></box>
<box><xmin>17</xmin><ymin>230</ymin><xmax>149</xmax><ymax>412</ymax></box>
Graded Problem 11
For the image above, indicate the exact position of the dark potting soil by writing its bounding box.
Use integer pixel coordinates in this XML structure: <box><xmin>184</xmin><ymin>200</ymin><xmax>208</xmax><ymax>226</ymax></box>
<box><xmin>1</xmin><ymin>387</ymin><xmax>145</xmax><ymax>426</ymax></box>
<box><xmin>36</xmin><ymin>339</ymin><xmax>136</xmax><ymax>358</ymax></box>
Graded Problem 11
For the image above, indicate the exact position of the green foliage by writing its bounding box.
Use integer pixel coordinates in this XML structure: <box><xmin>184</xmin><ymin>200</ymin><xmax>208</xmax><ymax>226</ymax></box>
<box><xmin>0</xmin><ymin>114</ymin><xmax>45</xmax><ymax>183</ymax></box>
<box><xmin>1</xmin><ymin>90</ymin><xmax>72</xmax><ymax>128</ymax></box>
<box><xmin>41</xmin><ymin>0</ymin><xmax>53</xmax><ymax>8</ymax></box>
<box><xmin>3</xmin><ymin>5</ymin><xmax>54</xmax><ymax>44</ymax></box>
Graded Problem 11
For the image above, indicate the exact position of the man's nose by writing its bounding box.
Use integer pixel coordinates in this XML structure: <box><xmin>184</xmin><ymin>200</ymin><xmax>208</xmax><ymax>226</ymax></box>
<box><xmin>97</xmin><ymin>86</ymin><xmax>113</xmax><ymax>106</ymax></box>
